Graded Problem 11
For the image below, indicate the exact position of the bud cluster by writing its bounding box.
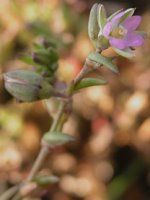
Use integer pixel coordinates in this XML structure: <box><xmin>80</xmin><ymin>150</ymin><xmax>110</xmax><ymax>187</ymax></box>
<box><xmin>32</xmin><ymin>39</ymin><xmax>59</xmax><ymax>79</ymax></box>
<box><xmin>3</xmin><ymin>39</ymin><xmax>62</xmax><ymax>102</ymax></box>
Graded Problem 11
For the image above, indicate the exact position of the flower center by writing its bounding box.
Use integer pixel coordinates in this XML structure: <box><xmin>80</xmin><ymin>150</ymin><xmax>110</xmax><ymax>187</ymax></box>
<box><xmin>111</xmin><ymin>26</ymin><xmax>127</xmax><ymax>38</ymax></box>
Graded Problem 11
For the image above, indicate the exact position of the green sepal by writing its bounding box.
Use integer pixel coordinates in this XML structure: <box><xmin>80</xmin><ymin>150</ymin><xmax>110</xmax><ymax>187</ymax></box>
<box><xmin>88</xmin><ymin>4</ymin><xmax>99</xmax><ymax>45</ymax></box>
<box><xmin>107</xmin><ymin>8</ymin><xmax>135</xmax><ymax>24</ymax></box>
<box><xmin>119</xmin><ymin>8</ymin><xmax>135</xmax><ymax>24</ymax></box>
<box><xmin>34</xmin><ymin>175</ymin><xmax>59</xmax><ymax>187</ymax></box>
<box><xmin>97</xmin><ymin>4</ymin><xmax>107</xmax><ymax>30</ymax></box>
<box><xmin>43</xmin><ymin>132</ymin><xmax>75</xmax><ymax>147</ymax></box>
<box><xmin>74</xmin><ymin>77</ymin><xmax>107</xmax><ymax>91</ymax></box>
<box><xmin>88</xmin><ymin>52</ymin><xmax>119</xmax><ymax>73</ymax></box>
<box><xmin>113</xmin><ymin>48</ymin><xmax>134</xmax><ymax>59</ymax></box>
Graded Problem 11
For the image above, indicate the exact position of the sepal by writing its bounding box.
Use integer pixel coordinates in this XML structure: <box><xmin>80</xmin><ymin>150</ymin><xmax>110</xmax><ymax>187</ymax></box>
<box><xmin>88</xmin><ymin>4</ymin><xmax>99</xmax><ymax>46</ymax></box>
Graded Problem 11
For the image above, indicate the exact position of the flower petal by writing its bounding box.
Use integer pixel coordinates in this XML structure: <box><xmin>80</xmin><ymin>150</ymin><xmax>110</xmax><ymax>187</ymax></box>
<box><xmin>109</xmin><ymin>33</ymin><xmax>144</xmax><ymax>49</ymax></box>
<box><xmin>122</xmin><ymin>16</ymin><xmax>141</xmax><ymax>32</ymax></box>
<box><xmin>109</xmin><ymin>37</ymin><xmax>128</xmax><ymax>49</ymax></box>
<box><xmin>102</xmin><ymin>22</ymin><xmax>113</xmax><ymax>38</ymax></box>
<box><xmin>126</xmin><ymin>33</ymin><xmax>144</xmax><ymax>47</ymax></box>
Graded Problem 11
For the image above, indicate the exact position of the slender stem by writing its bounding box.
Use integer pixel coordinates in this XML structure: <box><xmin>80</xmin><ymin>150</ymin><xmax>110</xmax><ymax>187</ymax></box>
<box><xmin>73</xmin><ymin>64</ymin><xmax>90</xmax><ymax>85</ymax></box>
<box><xmin>49</xmin><ymin>101</ymin><xmax>67</xmax><ymax>132</ymax></box>
<box><xmin>12</xmin><ymin>193</ymin><xmax>21</xmax><ymax>200</ymax></box>
<box><xmin>26</xmin><ymin>146</ymin><xmax>50</xmax><ymax>182</ymax></box>
<box><xmin>1</xmin><ymin>186</ymin><xmax>19</xmax><ymax>200</ymax></box>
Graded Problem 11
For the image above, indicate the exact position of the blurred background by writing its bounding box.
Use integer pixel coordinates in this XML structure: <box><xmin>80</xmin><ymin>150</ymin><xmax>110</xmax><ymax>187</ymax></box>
<box><xmin>0</xmin><ymin>0</ymin><xmax>150</xmax><ymax>199</ymax></box>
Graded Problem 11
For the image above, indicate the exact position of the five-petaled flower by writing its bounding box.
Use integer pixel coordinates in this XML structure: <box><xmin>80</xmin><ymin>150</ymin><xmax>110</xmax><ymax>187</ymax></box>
<box><xmin>102</xmin><ymin>10</ymin><xmax>144</xmax><ymax>50</ymax></box>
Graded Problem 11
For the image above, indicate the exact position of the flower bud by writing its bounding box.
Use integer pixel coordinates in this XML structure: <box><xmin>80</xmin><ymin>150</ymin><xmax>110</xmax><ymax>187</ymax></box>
<box><xmin>3</xmin><ymin>69</ymin><xmax>57</xmax><ymax>102</ymax></box>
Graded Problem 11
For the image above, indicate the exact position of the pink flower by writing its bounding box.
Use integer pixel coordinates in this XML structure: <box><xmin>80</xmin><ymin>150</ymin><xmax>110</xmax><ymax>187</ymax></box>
<box><xmin>102</xmin><ymin>11</ymin><xmax>144</xmax><ymax>49</ymax></box>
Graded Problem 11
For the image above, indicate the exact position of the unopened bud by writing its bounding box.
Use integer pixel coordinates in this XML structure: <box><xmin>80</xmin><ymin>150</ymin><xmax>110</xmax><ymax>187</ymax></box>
<box><xmin>4</xmin><ymin>69</ymin><xmax>57</xmax><ymax>102</ymax></box>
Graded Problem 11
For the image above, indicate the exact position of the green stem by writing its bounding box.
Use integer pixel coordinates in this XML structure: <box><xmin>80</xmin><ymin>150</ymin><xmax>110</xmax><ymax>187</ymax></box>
<box><xmin>49</xmin><ymin>101</ymin><xmax>67</xmax><ymax>132</ymax></box>
<box><xmin>24</xmin><ymin>63</ymin><xmax>89</xmax><ymax>183</ymax></box>
<box><xmin>11</xmin><ymin>193</ymin><xmax>21</xmax><ymax>200</ymax></box>
<box><xmin>26</xmin><ymin>146</ymin><xmax>50</xmax><ymax>182</ymax></box>
<box><xmin>1</xmin><ymin>186</ymin><xmax>19</xmax><ymax>200</ymax></box>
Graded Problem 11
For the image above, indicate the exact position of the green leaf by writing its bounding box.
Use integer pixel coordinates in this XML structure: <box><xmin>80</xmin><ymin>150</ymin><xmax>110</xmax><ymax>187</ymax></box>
<box><xmin>34</xmin><ymin>175</ymin><xmax>59</xmax><ymax>186</ymax></box>
<box><xmin>43</xmin><ymin>132</ymin><xmax>75</xmax><ymax>147</ymax></box>
<box><xmin>88</xmin><ymin>52</ymin><xmax>119</xmax><ymax>73</ymax></box>
<box><xmin>113</xmin><ymin>48</ymin><xmax>134</xmax><ymax>59</ymax></box>
<box><xmin>74</xmin><ymin>77</ymin><xmax>107</xmax><ymax>91</ymax></box>
<box><xmin>97</xmin><ymin>4</ymin><xmax>107</xmax><ymax>30</ymax></box>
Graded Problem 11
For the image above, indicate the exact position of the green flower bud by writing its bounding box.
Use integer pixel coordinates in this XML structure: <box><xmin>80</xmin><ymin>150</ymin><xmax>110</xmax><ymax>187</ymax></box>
<box><xmin>88</xmin><ymin>3</ymin><xmax>99</xmax><ymax>45</ymax></box>
<box><xmin>4</xmin><ymin>69</ymin><xmax>57</xmax><ymax>102</ymax></box>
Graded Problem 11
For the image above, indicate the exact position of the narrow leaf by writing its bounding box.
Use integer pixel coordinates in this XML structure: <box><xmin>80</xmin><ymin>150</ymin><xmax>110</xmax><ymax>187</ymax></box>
<box><xmin>43</xmin><ymin>132</ymin><xmax>75</xmax><ymax>147</ymax></box>
<box><xmin>88</xmin><ymin>52</ymin><xmax>119</xmax><ymax>73</ymax></box>
<box><xmin>74</xmin><ymin>77</ymin><xmax>107</xmax><ymax>91</ymax></box>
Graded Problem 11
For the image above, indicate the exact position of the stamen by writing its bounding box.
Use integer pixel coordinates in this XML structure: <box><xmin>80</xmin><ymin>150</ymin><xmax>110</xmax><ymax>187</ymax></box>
<box><xmin>111</xmin><ymin>26</ymin><xmax>127</xmax><ymax>38</ymax></box>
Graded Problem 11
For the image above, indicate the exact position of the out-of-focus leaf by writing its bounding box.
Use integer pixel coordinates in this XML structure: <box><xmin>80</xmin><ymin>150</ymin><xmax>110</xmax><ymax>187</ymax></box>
<box><xmin>34</xmin><ymin>175</ymin><xmax>59</xmax><ymax>187</ymax></box>
<box><xmin>43</xmin><ymin>132</ymin><xmax>75</xmax><ymax>147</ymax></box>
